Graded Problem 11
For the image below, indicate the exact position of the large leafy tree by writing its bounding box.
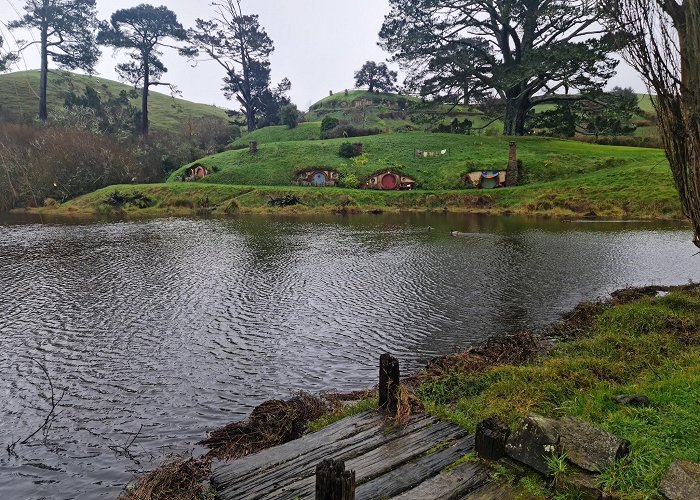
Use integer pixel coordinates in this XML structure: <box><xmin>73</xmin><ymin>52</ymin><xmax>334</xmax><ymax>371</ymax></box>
<box><xmin>528</xmin><ymin>87</ymin><xmax>641</xmax><ymax>138</ymax></box>
<box><xmin>98</xmin><ymin>4</ymin><xmax>187</xmax><ymax>138</ymax></box>
<box><xmin>9</xmin><ymin>0</ymin><xmax>100</xmax><ymax>122</ymax></box>
<box><xmin>606</xmin><ymin>0</ymin><xmax>700</xmax><ymax>248</ymax></box>
<box><xmin>186</xmin><ymin>0</ymin><xmax>277</xmax><ymax>132</ymax></box>
<box><xmin>354</xmin><ymin>61</ymin><xmax>398</xmax><ymax>93</ymax></box>
<box><xmin>380</xmin><ymin>0</ymin><xmax>618</xmax><ymax>136</ymax></box>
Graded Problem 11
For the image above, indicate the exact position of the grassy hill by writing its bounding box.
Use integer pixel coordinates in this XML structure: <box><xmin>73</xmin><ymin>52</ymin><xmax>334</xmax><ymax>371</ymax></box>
<box><xmin>230</xmin><ymin>89</ymin><xmax>658</xmax><ymax>148</ymax></box>
<box><xmin>171</xmin><ymin>132</ymin><xmax>667</xmax><ymax>190</ymax></box>
<box><xmin>31</xmin><ymin>85</ymin><xmax>678</xmax><ymax>221</ymax></box>
<box><xmin>231</xmin><ymin>122</ymin><xmax>323</xmax><ymax>147</ymax></box>
<box><xmin>0</xmin><ymin>70</ymin><xmax>229</xmax><ymax>131</ymax></box>
<box><xmin>303</xmin><ymin>89</ymin><xmax>499</xmax><ymax>134</ymax></box>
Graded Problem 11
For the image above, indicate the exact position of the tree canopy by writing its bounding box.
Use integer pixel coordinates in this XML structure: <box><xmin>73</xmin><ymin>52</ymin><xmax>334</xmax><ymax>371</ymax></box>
<box><xmin>187</xmin><ymin>0</ymin><xmax>282</xmax><ymax>132</ymax></box>
<box><xmin>354</xmin><ymin>61</ymin><xmax>398</xmax><ymax>93</ymax></box>
<box><xmin>98</xmin><ymin>4</ymin><xmax>187</xmax><ymax>137</ymax></box>
<box><xmin>279</xmin><ymin>103</ymin><xmax>301</xmax><ymax>129</ymax></box>
<box><xmin>0</xmin><ymin>36</ymin><xmax>17</xmax><ymax>72</ymax></box>
<box><xmin>528</xmin><ymin>87</ymin><xmax>641</xmax><ymax>138</ymax></box>
<box><xmin>9</xmin><ymin>0</ymin><xmax>100</xmax><ymax>122</ymax></box>
<box><xmin>380</xmin><ymin>0</ymin><xmax>618</xmax><ymax>135</ymax></box>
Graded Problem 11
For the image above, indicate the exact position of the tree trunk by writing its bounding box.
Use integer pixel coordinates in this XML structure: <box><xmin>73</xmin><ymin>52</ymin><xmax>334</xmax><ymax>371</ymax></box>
<box><xmin>141</xmin><ymin>54</ymin><xmax>150</xmax><ymax>139</ymax></box>
<box><xmin>241</xmin><ymin>57</ymin><xmax>257</xmax><ymax>132</ymax></box>
<box><xmin>503</xmin><ymin>96</ymin><xmax>529</xmax><ymax>136</ymax></box>
<box><xmin>39</xmin><ymin>19</ymin><xmax>49</xmax><ymax>123</ymax></box>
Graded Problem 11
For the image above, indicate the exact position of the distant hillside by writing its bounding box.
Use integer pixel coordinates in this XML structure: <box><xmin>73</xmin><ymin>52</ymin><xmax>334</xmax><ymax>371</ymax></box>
<box><xmin>304</xmin><ymin>89</ymin><xmax>657</xmax><ymax>137</ymax></box>
<box><xmin>0</xmin><ymin>70</ymin><xmax>229</xmax><ymax>131</ymax></box>
<box><xmin>304</xmin><ymin>89</ymin><xmax>500</xmax><ymax>134</ymax></box>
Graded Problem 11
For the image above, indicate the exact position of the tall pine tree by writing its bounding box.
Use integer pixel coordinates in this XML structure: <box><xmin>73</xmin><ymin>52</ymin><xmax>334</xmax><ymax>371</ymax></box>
<box><xmin>9</xmin><ymin>0</ymin><xmax>100</xmax><ymax>122</ymax></box>
<box><xmin>186</xmin><ymin>0</ymin><xmax>277</xmax><ymax>132</ymax></box>
<box><xmin>98</xmin><ymin>4</ymin><xmax>187</xmax><ymax>138</ymax></box>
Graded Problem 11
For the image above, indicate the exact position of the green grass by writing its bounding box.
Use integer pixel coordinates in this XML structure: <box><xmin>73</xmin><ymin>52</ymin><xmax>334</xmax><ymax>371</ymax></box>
<box><xmin>307</xmin><ymin>398</ymin><xmax>378</xmax><ymax>433</ymax></box>
<box><xmin>417</xmin><ymin>288</ymin><xmax>700</xmax><ymax>499</ymax></box>
<box><xmin>42</xmin><ymin>155</ymin><xmax>681</xmax><ymax>220</ymax></box>
<box><xmin>171</xmin><ymin>133</ymin><xmax>669</xmax><ymax>189</ymax></box>
<box><xmin>0</xmin><ymin>70</ymin><xmax>229</xmax><ymax>131</ymax></box>
<box><xmin>311</xmin><ymin>89</ymin><xmax>418</xmax><ymax>108</ymax></box>
<box><xmin>157</xmin><ymin>133</ymin><xmax>681</xmax><ymax>220</ymax></box>
<box><xmin>232</xmin><ymin>122</ymin><xmax>323</xmax><ymax>147</ymax></box>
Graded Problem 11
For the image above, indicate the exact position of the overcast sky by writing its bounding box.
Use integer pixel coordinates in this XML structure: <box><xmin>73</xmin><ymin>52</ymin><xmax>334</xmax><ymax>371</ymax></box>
<box><xmin>1</xmin><ymin>0</ymin><xmax>646</xmax><ymax>111</ymax></box>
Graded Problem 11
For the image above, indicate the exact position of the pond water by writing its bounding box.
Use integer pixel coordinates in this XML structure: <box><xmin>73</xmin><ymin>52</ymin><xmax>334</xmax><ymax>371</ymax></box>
<box><xmin>0</xmin><ymin>213</ymin><xmax>698</xmax><ymax>499</ymax></box>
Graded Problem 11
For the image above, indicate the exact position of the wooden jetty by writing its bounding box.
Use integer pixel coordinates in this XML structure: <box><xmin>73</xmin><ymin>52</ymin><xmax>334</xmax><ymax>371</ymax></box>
<box><xmin>212</xmin><ymin>410</ymin><xmax>513</xmax><ymax>499</ymax></box>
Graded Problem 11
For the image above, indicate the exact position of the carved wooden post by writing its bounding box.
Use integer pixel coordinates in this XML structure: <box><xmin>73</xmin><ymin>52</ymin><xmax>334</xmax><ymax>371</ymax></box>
<box><xmin>379</xmin><ymin>353</ymin><xmax>400</xmax><ymax>416</ymax></box>
<box><xmin>316</xmin><ymin>459</ymin><xmax>355</xmax><ymax>500</ymax></box>
<box><xmin>249</xmin><ymin>141</ymin><xmax>258</xmax><ymax>154</ymax></box>
<box><xmin>475</xmin><ymin>417</ymin><xmax>510</xmax><ymax>460</ymax></box>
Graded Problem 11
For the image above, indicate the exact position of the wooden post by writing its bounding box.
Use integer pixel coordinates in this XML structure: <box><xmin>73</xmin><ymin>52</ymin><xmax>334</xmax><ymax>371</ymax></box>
<box><xmin>506</xmin><ymin>141</ymin><xmax>518</xmax><ymax>187</ymax></box>
<box><xmin>379</xmin><ymin>353</ymin><xmax>400</xmax><ymax>416</ymax></box>
<box><xmin>249</xmin><ymin>141</ymin><xmax>258</xmax><ymax>154</ymax></box>
<box><xmin>475</xmin><ymin>417</ymin><xmax>510</xmax><ymax>460</ymax></box>
<box><xmin>316</xmin><ymin>459</ymin><xmax>355</xmax><ymax>500</ymax></box>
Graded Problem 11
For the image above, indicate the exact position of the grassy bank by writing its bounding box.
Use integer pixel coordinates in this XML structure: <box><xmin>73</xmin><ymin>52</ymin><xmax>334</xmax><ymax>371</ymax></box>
<box><xmin>37</xmin><ymin>157</ymin><xmax>682</xmax><ymax>221</ymax></box>
<box><xmin>416</xmin><ymin>286</ymin><xmax>700</xmax><ymax>499</ymax></box>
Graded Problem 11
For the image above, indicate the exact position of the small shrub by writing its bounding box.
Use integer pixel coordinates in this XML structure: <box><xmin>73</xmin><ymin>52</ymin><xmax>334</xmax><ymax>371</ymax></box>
<box><xmin>104</xmin><ymin>190</ymin><xmax>153</xmax><ymax>209</ymax></box>
<box><xmin>338</xmin><ymin>172</ymin><xmax>359</xmax><ymax>188</ymax></box>
<box><xmin>268</xmin><ymin>195</ymin><xmax>301</xmax><ymax>207</ymax></box>
<box><xmin>321</xmin><ymin>116</ymin><xmax>340</xmax><ymax>134</ymax></box>
<box><xmin>339</xmin><ymin>142</ymin><xmax>361</xmax><ymax>158</ymax></box>
<box><xmin>322</xmin><ymin>124</ymin><xmax>381</xmax><ymax>140</ymax></box>
<box><xmin>280</xmin><ymin>104</ymin><xmax>301</xmax><ymax>129</ymax></box>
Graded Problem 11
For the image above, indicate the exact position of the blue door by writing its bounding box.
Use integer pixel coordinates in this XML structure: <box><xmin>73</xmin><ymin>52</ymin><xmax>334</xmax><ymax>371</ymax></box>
<box><xmin>312</xmin><ymin>172</ymin><xmax>327</xmax><ymax>187</ymax></box>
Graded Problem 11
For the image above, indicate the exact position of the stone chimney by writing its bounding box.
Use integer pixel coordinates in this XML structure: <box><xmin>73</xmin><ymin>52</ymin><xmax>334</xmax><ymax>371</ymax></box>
<box><xmin>329</xmin><ymin>90</ymin><xmax>333</xmax><ymax>97</ymax></box>
<box><xmin>506</xmin><ymin>141</ymin><xmax>518</xmax><ymax>187</ymax></box>
<box><xmin>249</xmin><ymin>141</ymin><xmax>258</xmax><ymax>154</ymax></box>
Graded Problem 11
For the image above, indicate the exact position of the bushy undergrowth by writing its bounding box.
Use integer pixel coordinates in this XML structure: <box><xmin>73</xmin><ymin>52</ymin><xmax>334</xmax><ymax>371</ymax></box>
<box><xmin>0</xmin><ymin>124</ymin><xmax>153</xmax><ymax>212</ymax></box>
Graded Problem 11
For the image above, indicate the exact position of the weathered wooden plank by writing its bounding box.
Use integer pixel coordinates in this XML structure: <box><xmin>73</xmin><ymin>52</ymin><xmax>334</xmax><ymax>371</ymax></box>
<box><xmin>356</xmin><ymin>435</ymin><xmax>475</xmax><ymax>500</ymax></box>
<box><xmin>219</xmin><ymin>416</ymin><xmax>438</xmax><ymax>500</ymax></box>
<box><xmin>218</xmin><ymin>415</ymin><xmax>439</xmax><ymax>500</ymax></box>
<box><xmin>268</xmin><ymin>422</ymin><xmax>467</xmax><ymax>500</ymax></box>
<box><xmin>461</xmin><ymin>481</ymin><xmax>519</xmax><ymax>499</ymax></box>
<box><xmin>213</xmin><ymin>411</ymin><xmax>380</xmax><ymax>484</ymax></box>
<box><xmin>346</xmin><ymin>422</ymin><xmax>465</xmax><ymax>479</ymax></box>
<box><xmin>390</xmin><ymin>461</ymin><xmax>490</xmax><ymax>500</ymax></box>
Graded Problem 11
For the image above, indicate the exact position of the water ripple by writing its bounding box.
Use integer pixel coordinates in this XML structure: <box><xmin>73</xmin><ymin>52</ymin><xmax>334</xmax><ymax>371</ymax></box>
<box><xmin>0</xmin><ymin>214</ymin><xmax>698</xmax><ymax>499</ymax></box>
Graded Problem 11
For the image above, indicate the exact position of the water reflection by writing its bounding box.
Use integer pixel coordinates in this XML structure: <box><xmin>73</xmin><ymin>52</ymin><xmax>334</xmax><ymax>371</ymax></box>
<box><xmin>0</xmin><ymin>213</ymin><xmax>697</xmax><ymax>499</ymax></box>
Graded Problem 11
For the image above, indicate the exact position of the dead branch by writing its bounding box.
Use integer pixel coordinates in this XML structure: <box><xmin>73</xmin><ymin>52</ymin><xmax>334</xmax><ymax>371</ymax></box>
<box><xmin>109</xmin><ymin>424</ymin><xmax>145</xmax><ymax>465</ymax></box>
<box><xmin>6</xmin><ymin>360</ymin><xmax>66</xmax><ymax>456</ymax></box>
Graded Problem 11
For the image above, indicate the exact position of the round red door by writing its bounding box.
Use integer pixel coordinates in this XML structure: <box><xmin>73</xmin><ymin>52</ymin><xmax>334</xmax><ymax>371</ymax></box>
<box><xmin>381</xmin><ymin>174</ymin><xmax>398</xmax><ymax>190</ymax></box>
